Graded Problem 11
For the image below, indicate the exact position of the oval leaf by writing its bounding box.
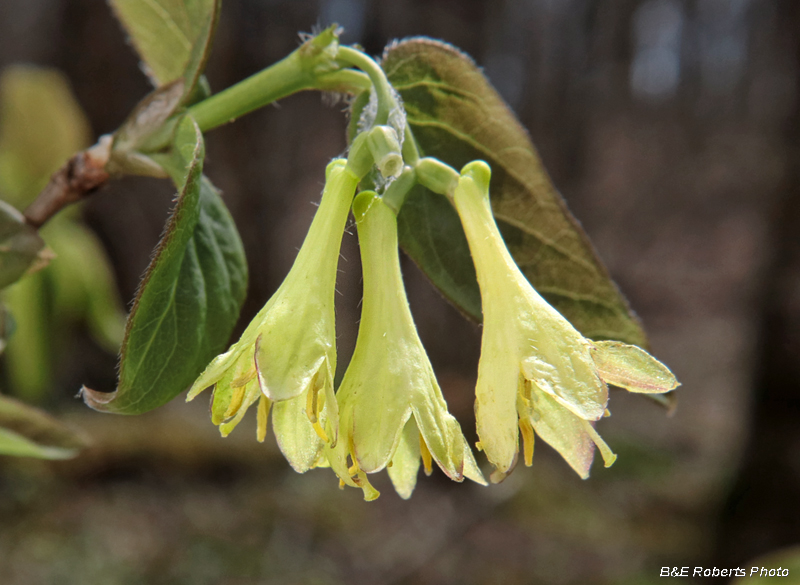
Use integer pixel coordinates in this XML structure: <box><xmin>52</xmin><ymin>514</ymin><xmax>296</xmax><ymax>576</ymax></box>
<box><xmin>109</xmin><ymin>0</ymin><xmax>220</xmax><ymax>95</ymax></box>
<box><xmin>382</xmin><ymin>39</ymin><xmax>646</xmax><ymax>347</ymax></box>
<box><xmin>0</xmin><ymin>394</ymin><xmax>86</xmax><ymax>459</ymax></box>
<box><xmin>82</xmin><ymin>118</ymin><xmax>248</xmax><ymax>414</ymax></box>
<box><xmin>0</xmin><ymin>199</ymin><xmax>47</xmax><ymax>290</ymax></box>
<box><xmin>0</xmin><ymin>66</ymin><xmax>91</xmax><ymax>207</ymax></box>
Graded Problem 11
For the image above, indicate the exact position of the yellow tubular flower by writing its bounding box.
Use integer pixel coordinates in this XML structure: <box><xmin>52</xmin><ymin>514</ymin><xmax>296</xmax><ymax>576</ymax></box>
<box><xmin>187</xmin><ymin>159</ymin><xmax>359</xmax><ymax>472</ymax></box>
<box><xmin>451</xmin><ymin>161</ymin><xmax>679</xmax><ymax>481</ymax></box>
<box><xmin>325</xmin><ymin>191</ymin><xmax>486</xmax><ymax>501</ymax></box>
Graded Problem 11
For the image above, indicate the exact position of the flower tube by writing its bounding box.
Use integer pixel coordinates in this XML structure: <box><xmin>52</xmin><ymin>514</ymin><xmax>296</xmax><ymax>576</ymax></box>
<box><xmin>451</xmin><ymin>161</ymin><xmax>679</xmax><ymax>481</ymax></box>
<box><xmin>325</xmin><ymin>191</ymin><xmax>486</xmax><ymax>500</ymax></box>
<box><xmin>187</xmin><ymin>158</ymin><xmax>359</xmax><ymax>472</ymax></box>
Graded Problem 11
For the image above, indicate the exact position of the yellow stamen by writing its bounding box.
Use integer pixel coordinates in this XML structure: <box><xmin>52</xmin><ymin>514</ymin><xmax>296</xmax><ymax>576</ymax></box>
<box><xmin>604</xmin><ymin>408</ymin><xmax>611</xmax><ymax>418</ymax></box>
<box><xmin>220</xmin><ymin>382</ymin><xmax>259</xmax><ymax>437</ymax></box>
<box><xmin>518</xmin><ymin>373</ymin><xmax>533</xmax><ymax>406</ymax></box>
<box><xmin>257</xmin><ymin>395</ymin><xmax>271</xmax><ymax>443</ymax></box>
<box><xmin>304</xmin><ymin>372</ymin><xmax>330</xmax><ymax>443</ymax></box>
<box><xmin>305</xmin><ymin>373</ymin><xmax>320</xmax><ymax>423</ymax></box>
<box><xmin>419</xmin><ymin>434</ymin><xmax>433</xmax><ymax>476</ymax></box>
<box><xmin>231</xmin><ymin>368</ymin><xmax>256</xmax><ymax>388</ymax></box>
<box><xmin>347</xmin><ymin>451</ymin><xmax>360</xmax><ymax>477</ymax></box>
<box><xmin>312</xmin><ymin>421</ymin><xmax>329</xmax><ymax>443</ymax></box>
<box><xmin>224</xmin><ymin>385</ymin><xmax>247</xmax><ymax>419</ymax></box>
<box><xmin>519</xmin><ymin>417</ymin><xmax>535</xmax><ymax>466</ymax></box>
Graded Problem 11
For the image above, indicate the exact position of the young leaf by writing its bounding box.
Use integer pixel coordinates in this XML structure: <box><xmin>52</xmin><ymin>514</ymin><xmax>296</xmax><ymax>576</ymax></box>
<box><xmin>0</xmin><ymin>303</ymin><xmax>13</xmax><ymax>355</ymax></box>
<box><xmin>0</xmin><ymin>65</ymin><xmax>126</xmax><ymax>404</ymax></box>
<box><xmin>381</xmin><ymin>39</ymin><xmax>646</xmax><ymax>347</ymax></box>
<box><xmin>109</xmin><ymin>0</ymin><xmax>220</xmax><ymax>96</ymax></box>
<box><xmin>0</xmin><ymin>394</ymin><xmax>86</xmax><ymax>459</ymax></box>
<box><xmin>109</xmin><ymin>80</ymin><xmax>186</xmax><ymax>176</ymax></box>
<box><xmin>82</xmin><ymin>118</ymin><xmax>248</xmax><ymax>414</ymax></box>
<box><xmin>0</xmin><ymin>66</ymin><xmax>91</xmax><ymax>207</ymax></box>
<box><xmin>0</xmin><ymin>199</ymin><xmax>47</xmax><ymax>290</ymax></box>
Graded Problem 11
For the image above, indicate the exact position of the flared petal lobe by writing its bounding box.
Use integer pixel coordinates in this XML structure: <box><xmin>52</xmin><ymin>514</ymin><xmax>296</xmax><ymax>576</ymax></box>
<box><xmin>590</xmin><ymin>341</ymin><xmax>679</xmax><ymax>394</ymax></box>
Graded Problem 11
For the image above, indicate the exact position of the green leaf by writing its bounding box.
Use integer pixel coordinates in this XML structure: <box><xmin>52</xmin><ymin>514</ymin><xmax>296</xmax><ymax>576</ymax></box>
<box><xmin>109</xmin><ymin>80</ymin><xmax>186</xmax><ymax>176</ymax></box>
<box><xmin>0</xmin><ymin>65</ymin><xmax>125</xmax><ymax>403</ymax></box>
<box><xmin>0</xmin><ymin>66</ymin><xmax>91</xmax><ymax>208</ymax></box>
<box><xmin>109</xmin><ymin>0</ymin><xmax>220</xmax><ymax>93</ymax></box>
<box><xmin>0</xmin><ymin>302</ymin><xmax>13</xmax><ymax>355</ymax></box>
<box><xmin>0</xmin><ymin>199</ymin><xmax>47</xmax><ymax>290</ymax></box>
<box><xmin>81</xmin><ymin>118</ymin><xmax>247</xmax><ymax>414</ymax></box>
<box><xmin>397</xmin><ymin>184</ymin><xmax>481</xmax><ymax>320</ymax></box>
<box><xmin>2</xmin><ymin>219</ymin><xmax>128</xmax><ymax>404</ymax></box>
<box><xmin>2</xmin><ymin>270</ymin><xmax>51</xmax><ymax>402</ymax></box>
<box><xmin>0</xmin><ymin>394</ymin><xmax>86</xmax><ymax>459</ymax></box>
<box><xmin>44</xmin><ymin>220</ymin><xmax>126</xmax><ymax>352</ymax></box>
<box><xmin>382</xmin><ymin>39</ymin><xmax>646</xmax><ymax>347</ymax></box>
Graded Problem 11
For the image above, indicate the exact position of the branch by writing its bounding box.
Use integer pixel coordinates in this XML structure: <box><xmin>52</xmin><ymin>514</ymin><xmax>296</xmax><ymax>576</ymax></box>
<box><xmin>23</xmin><ymin>135</ymin><xmax>112</xmax><ymax>229</ymax></box>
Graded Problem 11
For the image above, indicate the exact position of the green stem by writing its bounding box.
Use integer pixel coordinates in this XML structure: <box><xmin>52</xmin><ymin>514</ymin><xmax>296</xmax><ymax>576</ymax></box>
<box><xmin>402</xmin><ymin>124</ymin><xmax>421</xmax><ymax>166</ymax></box>
<box><xmin>142</xmin><ymin>68</ymin><xmax>369</xmax><ymax>152</ymax></box>
<box><xmin>188</xmin><ymin>57</ymin><xmax>369</xmax><ymax>133</ymax></box>
<box><xmin>336</xmin><ymin>46</ymin><xmax>395</xmax><ymax>126</ymax></box>
<box><xmin>316</xmin><ymin>69</ymin><xmax>372</xmax><ymax>93</ymax></box>
<box><xmin>381</xmin><ymin>166</ymin><xmax>416</xmax><ymax>214</ymax></box>
<box><xmin>189</xmin><ymin>55</ymin><xmax>310</xmax><ymax>131</ymax></box>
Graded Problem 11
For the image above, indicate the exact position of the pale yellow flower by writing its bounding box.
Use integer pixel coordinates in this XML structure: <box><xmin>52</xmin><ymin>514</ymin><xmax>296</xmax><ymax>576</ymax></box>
<box><xmin>451</xmin><ymin>161</ymin><xmax>679</xmax><ymax>481</ymax></box>
<box><xmin>324</xmin><ymin>191</ymin><xmax>486</xmax><ymax>500</ymax></box>
<box><xmin>187</xmin><ymin>159</ymin><xmax>359</xmax><ymax>472</ymax></box>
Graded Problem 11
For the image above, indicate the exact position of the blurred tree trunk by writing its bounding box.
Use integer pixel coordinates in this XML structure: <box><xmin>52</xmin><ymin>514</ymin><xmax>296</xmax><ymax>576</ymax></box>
<box><xmin>715</xmin><ymin>0</ymin><xmax>800</xmax><ymax>566</ymax></box>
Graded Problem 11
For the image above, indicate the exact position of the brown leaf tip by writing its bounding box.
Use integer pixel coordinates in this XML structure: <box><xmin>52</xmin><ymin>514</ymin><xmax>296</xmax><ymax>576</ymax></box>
<box><xmin>381</xmin><ymin>37</ymin><xmax>477</xmax><ymax>67</ymax></box>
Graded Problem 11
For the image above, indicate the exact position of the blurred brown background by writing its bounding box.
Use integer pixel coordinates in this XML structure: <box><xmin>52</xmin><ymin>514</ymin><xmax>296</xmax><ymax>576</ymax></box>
<box><xmin>1</xmin><ymin>0</ymin><xmax>799</xmax><ymax>583</ymax></box>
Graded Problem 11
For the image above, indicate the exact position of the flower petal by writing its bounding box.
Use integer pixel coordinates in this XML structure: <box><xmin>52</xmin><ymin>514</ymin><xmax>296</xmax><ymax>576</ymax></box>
<box><xmin>187</xmin><ymin>345</ymin><xmax>242</xmax><ymax>401</ymax></box>
<box><xmin>473</xmin><ymin>316</ymin><xmax>523</xmax><ymax>475</ymax></box>
<box><xmin>591</xmin><ymin>340</ymin><xmax>680</xmax><ymax>394</ymax></box>
<box><xmin>252</xmin><ymin>161</ymin><xmax>357</xmax><ymax>402</ymax></box>
<box><xmin>387</xmin><ymin>418</ymin><xmax>421</xmax><ymax>499</ymax></box>
<box><xmin>271</xmin><ymin>393</ymin><xmax>325</xmax><ymax>473</ymax></box>
<box><xmin>208</xmin><ymin>349</ymin><xmax>257</xmax><ymax>425</ymax></box>
<box><xmin>525</xmin><ymin>384</ymin><xmax>596</xmax><ymax>479</ymax></box>
<box><xmin>347</xmin><ymin>381</ymin><xmax>413</xmax><ymax>473</ymax></box>
<box><xmin>219</xmin><ymin>378</ymin><xmax>261</xmax><ymax>437</ymax></box>
<box><xmin>253</xmin><ymin>303</ymin><xmax>332</xmax><ymax>402</ymax></box>
<box><xmin>518</xmin><ymin>312</ymin><xmax>608</xmax><ymax>421</ymax></box>
<box><xmin>461</xmin><ymin>439</ymin><xmax>488</xmax><ymax>486</ymax></box>
<box><xmin>410</xmin><ymin>373</ymin><xmax>469</xmax><ymax>481</ymax></box>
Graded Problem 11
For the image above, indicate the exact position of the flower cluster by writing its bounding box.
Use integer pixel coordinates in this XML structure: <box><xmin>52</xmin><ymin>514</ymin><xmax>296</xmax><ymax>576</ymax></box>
<box><xmin>188</xmin><ymin>145</ymin><xmax>678</xmax><ymax>500</ymax></box>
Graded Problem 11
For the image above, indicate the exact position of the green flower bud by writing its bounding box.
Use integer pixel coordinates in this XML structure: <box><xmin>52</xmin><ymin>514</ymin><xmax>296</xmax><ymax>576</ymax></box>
<box><xmin>324</xmin><ymin>191</ymin><xmax>486</xmax><ymax>500</ymax></box>
<box><xmin>187</xmin><ymin>159</ymin><xmax>359</xmax><ymax>473</ymax></box>
<box><xmin>366</xmin><ymin>125</ymin><xmax>403</xmax><ymax>179</ymax></box>
<box><xmin>451</xmin><ymin>161</ymin><xmax>679</xmax><ymax>481</ymax></box>
<box><xmin>415</xmin><ymin>157</ymin><xmax>459</xmax><ymax>196</ymax></box>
